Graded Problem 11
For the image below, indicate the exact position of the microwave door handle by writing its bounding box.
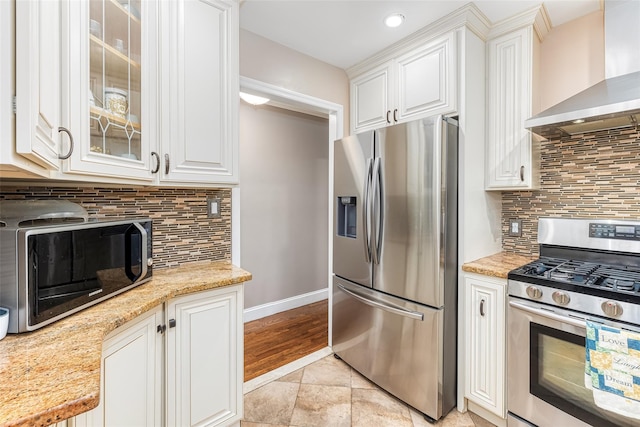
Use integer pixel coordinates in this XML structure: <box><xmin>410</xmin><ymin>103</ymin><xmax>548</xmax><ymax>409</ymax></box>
<box><xmin>508</xmin><ymin>300</ymin><xmax>585</xmax><ymax>329</ymax></box>
<box><xmin>125</xmin><ymin>223</ymin><xmax>148</xmax><ymax>282</ymax></box>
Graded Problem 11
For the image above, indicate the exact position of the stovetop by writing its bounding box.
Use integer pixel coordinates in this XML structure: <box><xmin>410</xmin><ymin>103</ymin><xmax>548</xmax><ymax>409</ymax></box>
<box><xmin>508</xmin><ymin>257</ymin><xmax>640</xmax><ymax>303</ymax></box>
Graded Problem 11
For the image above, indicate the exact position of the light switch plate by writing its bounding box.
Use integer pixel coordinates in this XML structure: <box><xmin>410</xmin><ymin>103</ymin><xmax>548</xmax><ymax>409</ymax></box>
<box><xmin>207</xmin><ymin>198</ymin><xmax>221</xmax><ymax>218</ymax></box>
<box><xmin>509</xmin><ymin>219</ymin><xmax>522</xmax><ymax>237</ymax></box>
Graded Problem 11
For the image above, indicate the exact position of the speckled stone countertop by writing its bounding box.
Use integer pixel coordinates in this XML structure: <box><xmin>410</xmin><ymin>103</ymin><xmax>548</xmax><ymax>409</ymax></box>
<box><xmin>0</xmin><ymin>261</ymin><xmax>251</xmax><ymax>427</ymax></box>
<box><xmin>462</xmin><ymin>252</ymin><xmax>536</xmax><ymax>279</ymax></box>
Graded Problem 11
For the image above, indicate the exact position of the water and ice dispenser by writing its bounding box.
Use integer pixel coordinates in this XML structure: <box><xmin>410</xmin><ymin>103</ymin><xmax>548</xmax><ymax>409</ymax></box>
<box><xmin>337</xmin><ymin>196</ymin><xmax>357</xmax><ymax>238</ymax></box>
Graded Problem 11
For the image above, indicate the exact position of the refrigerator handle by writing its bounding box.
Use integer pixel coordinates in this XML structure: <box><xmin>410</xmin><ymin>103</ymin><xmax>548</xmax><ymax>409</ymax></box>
<box><xmin>337</xmin><ymin>284</ymin><xmax>424</xmax><ymax>321</ymax></box>
<box><xmin>363</xmin><ymin>158</ymin><xmax>373</xmax><ymax>262</ymax></box>
<box><xmin>371</xmin><ymin>156</ymin><xmax>383</xmax><ymax>264</ymax></box>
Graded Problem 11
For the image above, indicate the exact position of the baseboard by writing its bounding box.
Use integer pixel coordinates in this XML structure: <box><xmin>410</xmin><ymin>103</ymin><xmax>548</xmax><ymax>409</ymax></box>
<box><xmin>243</xmin><ymin>346</ymin><xmax>333</xmax><ymax>394</ymax></box>
<box><xmin>243</xmin><ymin>288</ymin><xmax>328</xmax><ymax>323</ymax></box>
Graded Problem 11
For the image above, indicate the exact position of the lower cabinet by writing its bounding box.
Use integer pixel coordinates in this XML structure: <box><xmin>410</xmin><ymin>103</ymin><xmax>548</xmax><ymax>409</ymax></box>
<box><xmin>464</xmin><ymin>273</ymin><xmax>506</xmax><ymax>418</ymax></box>
<box><xmin>166</xmin><ymin>286</ymin><xmax>243</xmax><ymax>427</ymax></box>
<box><xmin>71</xmin><ymin>285</ymin><xmax>243</xmax><ymax>427</ymax></box>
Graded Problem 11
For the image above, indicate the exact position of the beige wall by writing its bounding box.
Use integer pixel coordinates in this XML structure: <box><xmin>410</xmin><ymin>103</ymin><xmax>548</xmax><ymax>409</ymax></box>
<box><xmin>240</xmin><ymin>29</ymin><xmax>350</xmax><ymax>132</ymax></box>
<box><xmin>539</xmin><ymin>11</ymin><xmax>605</xmax><ymax>111</ymax></box>
<box><xmin>240</xmin><ymin>103</ymin><xmax>329</xmax><ymax>309</ymax></box>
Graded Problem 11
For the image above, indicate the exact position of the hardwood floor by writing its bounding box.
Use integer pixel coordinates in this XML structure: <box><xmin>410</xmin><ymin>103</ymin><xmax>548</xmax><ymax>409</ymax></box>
<box><xmin>244</xmin><ymin>300</ymin><xmax>328</xmax><ymax>381</ymax></box>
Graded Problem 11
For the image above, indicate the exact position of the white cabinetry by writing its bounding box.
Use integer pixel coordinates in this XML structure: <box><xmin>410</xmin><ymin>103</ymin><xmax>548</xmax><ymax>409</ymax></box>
<box><xmin>464</xmin><ymin>273</ymin><xmax>506</xmax><ymax>418</ymax></box>
<box><xmin>485</xmin><ymin>9</ymin><xmax>549</xmax><ymax>190</ymax></box>
<box><xmin>15</xmin><ymin>0</ymin><xmax>65</xmax><ymax>171</ymax></box>
<box><xmin>167</xmin><ymin>285</ymin><xmax>243</xmax><ymax>427</ymax></box>
<box><xmin>159</xmin><ymin>0</ymin><xmax>239</xmax><ymax>185</ymax></box>
<box><xmin>350</xmin><ymin>32</ymin><xmax>456</xmax><ymax>134</ymax></box>
<box><xmin>74</xmin><ymin>307</ymin><xmax>163</xmax><ymax>427</ymax></box>
<box><xmin>71</xmin><ymin>285</ymin><xmax>243</xmax><ymax>427</ymax></box>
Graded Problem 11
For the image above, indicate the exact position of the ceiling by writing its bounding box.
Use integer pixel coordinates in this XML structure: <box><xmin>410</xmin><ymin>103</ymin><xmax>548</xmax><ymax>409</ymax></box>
<box><xmin>240</xmin><ymin>0</ymin><xmax>602</xmax><ymax>70</ymax></box>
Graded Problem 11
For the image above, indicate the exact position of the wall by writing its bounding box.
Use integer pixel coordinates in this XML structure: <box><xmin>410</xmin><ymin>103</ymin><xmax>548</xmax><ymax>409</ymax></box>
<box><xmin>0</xmin><ymin>186</ymin><xmax>231</xmax><ymax>268</ymax></box>
<box><xmin>240</xmin><ymin>29</ymin><xmax>350</xmax><ymax>133</ymax></box>
<box><xmin>501</xmin><ymin>11</ymin><xmax>610</xmax><ymax>255</ymax></box>
<box><xmin>239</xmin><ymin>103</ymin><xmax>329</xmax><ymax>309</ymax></box>
<box><xmin>502</xmin><ymin>126</ymin><xmax>640</xmax><ymax>256</ymax></box>
<box><xmin>538</xmin><ymin>11</ymin><xmax>604</xmax><ymax>111</ymax></box>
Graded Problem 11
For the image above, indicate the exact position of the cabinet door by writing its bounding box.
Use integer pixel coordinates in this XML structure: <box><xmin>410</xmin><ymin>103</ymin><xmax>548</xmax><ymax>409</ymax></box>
<box><xmin>159</xmin><ymin>0</ymin><xmax>239</xmax><ymax>184</ymax></box>
<box><xmin>74</xmin><ymin>307</ymin><xmax>163</xmax><ymax>427</ymax></box>
<box><xmin>464</xmin><ymin>275</ymin><xmax>505</xmax><ymax>417</ymax></box>
<box><xmin>485</xmin><ymin>27</ymin><xmax>538</xmax><ymax>190</ymax></box>
<box><xmin>166</xmin><ymin>285</ymin><xmax>243</xmax><ymax>427</ymax></box>
<box><xmin>62</xmin><ymin>0</ymin><xmax>158</xmax><ymax>181</ymax></box>
<box><xmin>15</xmin><ymin>0</ymin><xmax>63</xmax><ymax>170</ymax></box>
<box><xmin>350</xmin><ymin>61</ymin><xmax>393</xmax><ymax>134</ymax></box>
<box><xmin>395</xmin><ymin>32</ymin><xmax>456</xmax><ymax>123</ymax></box>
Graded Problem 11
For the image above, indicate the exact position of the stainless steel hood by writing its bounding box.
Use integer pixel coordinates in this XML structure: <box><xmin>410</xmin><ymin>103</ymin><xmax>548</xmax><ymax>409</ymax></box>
<box><xmin>525</xmin><ymin>0</ymin><xmax>640</xmax><ymax>139</ymax></box>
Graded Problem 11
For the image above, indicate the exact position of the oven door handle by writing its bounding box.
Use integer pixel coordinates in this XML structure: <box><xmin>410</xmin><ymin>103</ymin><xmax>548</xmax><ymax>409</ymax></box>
<box><xmin>509</xmin><ymin>300</ymin><xmax>586</xmax><ymax>329</ymax></box>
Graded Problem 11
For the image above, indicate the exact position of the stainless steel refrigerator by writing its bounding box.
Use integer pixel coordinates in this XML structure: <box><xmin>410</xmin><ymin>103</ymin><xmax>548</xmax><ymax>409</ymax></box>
<box><xmin>332</xmin><ymin>115</ymin><xmax>458</xmax><ymax>422</ymax></box>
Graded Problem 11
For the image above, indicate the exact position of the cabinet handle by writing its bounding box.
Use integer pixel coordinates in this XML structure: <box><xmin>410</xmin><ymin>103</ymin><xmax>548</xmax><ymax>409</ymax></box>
<box><xmin>480</xmin><ymin>299</ymin><xmax>486</xmax><ymax>317</ymax></box>
<box><xmin>57</xmin><ymin>127</ymin><xmax>74</xmax><ymax>160</ymax></box>
<box><xmin>164</xmin><ymin>153</ymin><xmax>170</xmax><ymax>175</ymax></box>
<box><xmin>151</xmin><ymin>152</ymin><xmax>160</xmax><ymax>174</ymax></box>
<box><xmin>393</xmin><ymin>108</ymin><xmax>398</xmax><ymax>122</ymax></box>
<box><xmin>520</xmin><ymin>165</ymin><xmax>525</xmax><ymax>182</ymax></box>
<box><xmin>169</xmin><ymin>318</ymin><xmax>176</xmax><ymax>328</ymax></box>
<box><xmin>386</xmin><ymin>110</ymin><xmax>391</xmax><ymax>124</ymax></box>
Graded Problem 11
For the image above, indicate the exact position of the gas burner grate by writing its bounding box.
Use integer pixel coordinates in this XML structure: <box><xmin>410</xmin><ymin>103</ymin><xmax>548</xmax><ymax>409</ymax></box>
<box><xmin>546</xmin><ymin>260</ymin><xmax>599</xmax><ymax>284</ymax></box>
<box><xmin>519</xmin><ymin>257</ymin><xmax>564</xmax><ymax>277</ymax></box>
<box><xmin>587</xmin><ymin>266</ymin><xmax>640</xmax><ymax>294</ymax></box>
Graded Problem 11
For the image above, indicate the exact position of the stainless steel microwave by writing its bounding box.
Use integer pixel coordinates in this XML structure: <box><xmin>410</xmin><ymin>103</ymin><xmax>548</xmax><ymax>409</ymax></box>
<box><xmin>0</xmin><ymin>201</ymin><xmax>153</xmax><ymax>333</ymax></box>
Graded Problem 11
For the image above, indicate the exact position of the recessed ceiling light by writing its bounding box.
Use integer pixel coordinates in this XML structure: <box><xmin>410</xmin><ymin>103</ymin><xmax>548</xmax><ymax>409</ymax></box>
<box><xmin>384</xmin><ymin>13</ymin><xmax>405</xmax><ymax>28</ymax></box>
<box><xmin>240</xmin><ymin>92</ymin><xmax>270</xmax><ymax>106</ymax></box>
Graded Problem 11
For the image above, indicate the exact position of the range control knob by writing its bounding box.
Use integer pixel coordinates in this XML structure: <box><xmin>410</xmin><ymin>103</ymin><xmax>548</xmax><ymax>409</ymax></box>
<box><xmin>552</xmin><ymin>291</ymin><xmax>570</xmax><ymax>305</ymax></box>
<box><xmin>526</xmin><ymin>286</ymin><xmax>543</xmax><ymax>299</ymax></box>
<box><xmin>601</xmin><ymin>301</ymin><xmax>623</xmax><ymax>317</ymax></box>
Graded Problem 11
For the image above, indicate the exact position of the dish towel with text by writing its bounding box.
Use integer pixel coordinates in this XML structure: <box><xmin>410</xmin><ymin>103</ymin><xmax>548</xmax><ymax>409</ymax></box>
<box><xmin>585</xmin><ymin>320</ymin><xmax>640</xmax><ymax>420</ymax></box>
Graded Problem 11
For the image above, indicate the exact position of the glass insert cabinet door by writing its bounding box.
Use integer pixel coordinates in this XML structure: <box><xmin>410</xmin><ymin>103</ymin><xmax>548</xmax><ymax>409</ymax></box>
<box><xmin>64</xmin><ymin>0</ymin><xmax>156</xmax><ymax>180</ymax></box>
<box><xmin>89</xmin><ymin>0</ymin><xmax>141</xmax><ymax>161</ymax></box>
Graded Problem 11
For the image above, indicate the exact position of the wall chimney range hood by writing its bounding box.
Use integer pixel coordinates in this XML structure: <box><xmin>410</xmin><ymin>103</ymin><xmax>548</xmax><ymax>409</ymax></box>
<box><xmin>525</xmin><ymin>0</ymin><xmax>640</xmax><ymax>139</ymax></box>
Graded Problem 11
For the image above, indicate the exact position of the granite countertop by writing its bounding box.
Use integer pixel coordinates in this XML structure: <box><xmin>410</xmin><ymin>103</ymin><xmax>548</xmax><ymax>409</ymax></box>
<box><xmin>0</xmin><ymin>261</ymin><xmax>252</xmax><ymax>427</ymax></box>
<box><xmin>462</xmin><ymin>252</ymin><xmax>536</xmax><ymax>279</ymax></box>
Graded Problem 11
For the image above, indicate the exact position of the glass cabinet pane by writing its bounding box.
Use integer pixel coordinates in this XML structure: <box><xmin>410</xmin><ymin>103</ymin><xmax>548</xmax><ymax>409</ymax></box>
<box><xmin>89</xmin><ymin>0</ymin><xmax>142</xmax><ymax>161</ymax></box>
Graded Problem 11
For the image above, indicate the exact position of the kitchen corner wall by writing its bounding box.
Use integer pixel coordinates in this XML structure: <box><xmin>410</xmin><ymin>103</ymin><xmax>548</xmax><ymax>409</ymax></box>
<box><xmin>502</xmin><ymin>126</ymin><xmax>640</xmax><ymax>256</ymax></box>
<box><xmin>0</xmin><ymin>185</ymin><xmax>231</xmax><ymax>268</ymax></box>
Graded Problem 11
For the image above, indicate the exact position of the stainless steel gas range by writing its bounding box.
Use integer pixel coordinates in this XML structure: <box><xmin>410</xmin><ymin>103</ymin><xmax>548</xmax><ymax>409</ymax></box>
<box><xmin>507</xmin><ymin>218</ymin><xmax>640</xmax><ymax>427</ymax></box>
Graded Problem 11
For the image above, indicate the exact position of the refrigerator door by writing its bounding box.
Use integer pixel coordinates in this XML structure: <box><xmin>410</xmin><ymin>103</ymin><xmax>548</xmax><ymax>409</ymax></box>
<box><xmin>332</xmin><ymin>276</ymin><xmax>454</xmax><ymax>420</ymax></box>
<box><xmin>373</xmin><ymin>116</ymin><xmax>457</xmax><ymax>308</ymax></box>
<box><xmin>333</xmin><ymin>131</ymin><xmax>374</xmax><ymax>287</ymax></box>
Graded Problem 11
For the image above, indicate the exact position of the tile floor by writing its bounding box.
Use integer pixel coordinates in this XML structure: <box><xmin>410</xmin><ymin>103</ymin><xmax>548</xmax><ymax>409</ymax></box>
<box><xmin>243</xmin><ymin>355</ymin><xmax>496</xmax><ymax>427</ymax></box>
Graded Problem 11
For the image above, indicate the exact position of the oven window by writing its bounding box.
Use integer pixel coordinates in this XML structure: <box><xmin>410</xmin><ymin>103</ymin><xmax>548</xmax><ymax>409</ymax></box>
<box><xmin>530</xmin><ymin>323</ymin><xmax>638</xmax><ymax>427</ymax></box>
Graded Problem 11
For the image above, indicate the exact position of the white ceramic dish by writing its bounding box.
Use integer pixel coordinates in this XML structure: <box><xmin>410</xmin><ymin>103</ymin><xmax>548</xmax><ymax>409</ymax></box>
<box><xmin>0</xmin><ymin>307</ymin><xmax>8</xmax><ymax>340</ymax></box>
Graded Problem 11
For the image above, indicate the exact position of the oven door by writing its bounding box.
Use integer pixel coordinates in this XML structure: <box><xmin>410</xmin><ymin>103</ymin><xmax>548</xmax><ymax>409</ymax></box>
<box><xmin>507</xmin><ymin>297</ymin><xmax>640</xmax><ymax>427</ymax></box>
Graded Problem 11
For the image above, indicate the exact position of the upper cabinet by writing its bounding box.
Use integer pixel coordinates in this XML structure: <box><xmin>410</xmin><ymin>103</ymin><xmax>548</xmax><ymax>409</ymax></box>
<box><xmin>63</xmin><ymin>0</ymin><xmax>158</xmax><ymax>181</ymax></box>
<box><xmin>349</xmin><ymin>32</ymin><xmax>457</xmax><ymax>134</ymax></box>
<box><xmin>158</xmin><ymin>0</ymin><xmax>239</xmax><ymax>185</ymax></box>
<box><xmin>15</xmin><ymin>0</ymin><xmax>65</xmax><ymax>171</ymax></box>
<box><xmin>485</xmin><ymin>9</ymin><xmax>549</xmax><ymax>190</ymax></box>
<box><xmin>8</xmin><ymin>0</ymin><xmax>239</xmax><ymax>186</ymax></box>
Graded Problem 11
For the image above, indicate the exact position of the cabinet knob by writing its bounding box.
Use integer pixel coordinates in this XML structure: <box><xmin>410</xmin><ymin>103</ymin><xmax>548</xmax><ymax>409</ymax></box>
<box><xmin>57</xmin><ymin>127</ymin><xmax>74</xmax><ymax>160</ymax></box>
<box><xmin>157</xmin><ymin>324</ymin><xmax>166</xmax><ymax>334</ymax></box>
<box><xmin>169</xmin><ymin>318</ymin><xmax>177</xmax><ymax>328</ymax></box>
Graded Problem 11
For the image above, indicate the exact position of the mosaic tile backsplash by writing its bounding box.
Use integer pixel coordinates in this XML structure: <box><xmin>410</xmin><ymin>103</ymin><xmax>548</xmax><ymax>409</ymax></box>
<box><xmin>502</xmin><ymin>125</ymin><xmax>640</xmax><ymax>256</ymax></box>
<box><xmin>0</xmin><ymin>186</ymin><xmax>231</xmax><ymax>268</ymax></box>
